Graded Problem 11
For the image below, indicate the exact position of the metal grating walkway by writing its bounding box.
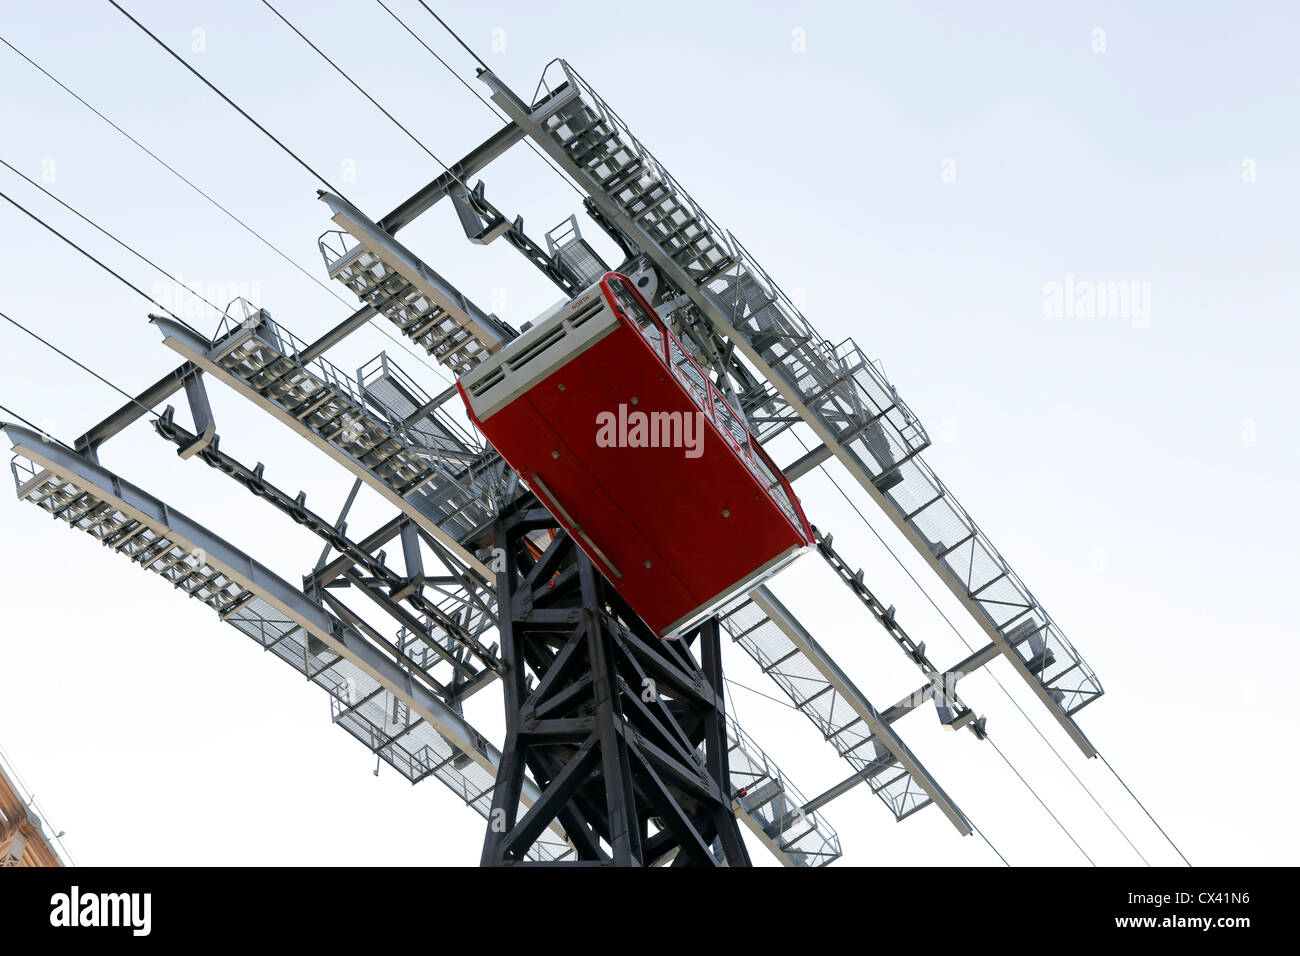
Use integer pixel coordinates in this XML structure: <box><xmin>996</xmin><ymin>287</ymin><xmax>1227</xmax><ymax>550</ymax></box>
<box><xmin>319</xmin><ymin>192</ymin><xmax>512</xmax><ymax>376</ymax></box>
<box><xmin>726</xmin><ymin>723</ymin><xmax>841</xmax><ymax>866</ymax></box>
<box><xmin>155</xmin><ymin>311</ymin><xmax>504</xmax><ymax>579</ymax></box>
<box><xmin>4</xmin><ymin>424</ymin><xmax>571</xmax><ymax>862</ymax></box>
<box><xmin>720</xmin><ymin>587</ymin><xmax>970</xmax><ymax>833</ymax></box>
<box><xmin>487</xmin><ymin>60</ymin><xmax>1103</xmax><ymax>755</ymax></box>
<box><xmin>9</xmin><ymin>396</ymin><xmax>841</xmax><ymax>863</ymax></box>
<box><xmin>151</xmin><ymin>304</ymin><xmax>877</xmax><ymax>860</ymax></box>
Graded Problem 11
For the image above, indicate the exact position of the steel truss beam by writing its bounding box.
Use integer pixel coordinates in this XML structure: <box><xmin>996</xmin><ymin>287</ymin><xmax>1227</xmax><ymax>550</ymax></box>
<box><xmin>75</xmin><ymin>361</ymin><xmax>198</xmax><ymax>462</ymax></box>
<box><xmin>449</xmin><ymin>181</ymin><xmax>578</xmax><ymax>294</ymax></box>
<box><xmin>482</xmin><ymin>504</ymin><xmax>750</xmax><ymax>866</ymax></box>
<box><xmin>152</xmin><ymin>411</ymin><xmax>500</xmax><ymax>699</ymax></box>
<box><xmin>480</xmin><ymin>60</ymin><xmax>1103</xmax><ymax>757</ymax></box>
<box><xmin>4</xmin><ymin>424</ymin><xmax>492</xmax><ymax>764</ymax></box>
<box><xmin>136</xmin><ymin>307</ymin><xmax>836</xmax><ymax>863</ymax></box>
<box><xmin>379</xmin><ymin>121</ymin><xmax>526</xmax><ymax>235</ymax></box>
<box><xmin>0</xmin><ymin>425</ymin><xmax>585</xmax><ymax>860</ymax></box>
<box><xmin>813</xmin><ymin>526</ymin><xmax>976</xmax><ymax>730</ymax></box>
<box><xmin>746</xmin><ymin>587</ymin><xmax>971</xmax><ymax>834</ymax></box>
<box><xmin>152</xmin><ymin>314</ymin><xmax>500</xmax><ymax>579</ymax></box>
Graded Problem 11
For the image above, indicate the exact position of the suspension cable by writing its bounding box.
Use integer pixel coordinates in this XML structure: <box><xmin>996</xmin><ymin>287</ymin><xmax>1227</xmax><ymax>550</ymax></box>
<box><xmin>106</xmin><ymin>0</ymin><xmax>349</xmax><ymax>199</ymax></box>
<box><xmin>987</xmin><ymin>736</ymin><xmax>1094</xmax><ymax>865</ymax></box>
<box><xmin>262</xmin><ymin>1</ymin><xmax>458</xmax><ymax>173</ymax></box>
<box><xmin>373</xmin><ymin>0</ymin><xmax>585</xmax><ymax>198</ymax></box>
<box><xmin>1101</xmin><ymin>753</ymin><xmax>1192</xmax><ymax>865</ymax></box>
<box><xmin>0</xmin><ymin>187</ymin><xmax>188</xmax><ymax>328</ymax></box>
<box><xmin>1</xmin><ymin>309</ymin><xmax>157</xmax><ymax>420</ymax></box>
<box><xmin>0</xmin><ymin>30</ymin><xmax>454</xmax><ymax>387</ymax></box>
<box><xmin>0</xmin><ymin>158</ymin><xmax>225</xmax><ymax>318</ymax></box>
<box><xmin>790</xmin><ymin>433</ymin><xmax>1137</xmax><ymax>863</ymax></box>
<box><xmin>416</xmin><ymin>2</ymin><xmax>491</xmax><ymax>74</ymax></box>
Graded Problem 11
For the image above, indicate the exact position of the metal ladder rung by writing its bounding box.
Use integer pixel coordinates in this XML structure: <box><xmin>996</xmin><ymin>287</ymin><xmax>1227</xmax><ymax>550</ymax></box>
<box><xmin>935</xmin><ymin>532</ymin><xmax>976</xmax><ymax>560</ymax></box>
<box><xmin>761</xmin><ymin>645</ymin><xmax>803</xmax><ymax>670</ymax></box>
<box><xmin>603</xmin><ymin>161</ymin><xmax>647</xmax><ymax>192</ymax></box>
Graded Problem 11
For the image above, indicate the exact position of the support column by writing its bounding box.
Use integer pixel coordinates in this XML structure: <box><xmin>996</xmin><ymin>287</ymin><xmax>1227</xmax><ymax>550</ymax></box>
<box><xmin>481</xmin><ymin>503</ymin><xmax>750</xmax><ymax>867</ymax></box>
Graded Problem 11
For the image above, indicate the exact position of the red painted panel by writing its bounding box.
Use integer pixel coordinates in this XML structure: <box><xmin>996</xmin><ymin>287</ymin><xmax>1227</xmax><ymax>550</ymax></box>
<box><xmin>460</xmin><ymin>276</ymin><xmax>812</xmax><ymax>635</ymax></box>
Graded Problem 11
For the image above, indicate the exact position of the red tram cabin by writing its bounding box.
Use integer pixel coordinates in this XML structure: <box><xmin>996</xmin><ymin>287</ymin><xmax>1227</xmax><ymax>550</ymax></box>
<box><xmin>458</xmin><ymin>273</ymin><xmax>814</xmax><ymax>637</ymax></box>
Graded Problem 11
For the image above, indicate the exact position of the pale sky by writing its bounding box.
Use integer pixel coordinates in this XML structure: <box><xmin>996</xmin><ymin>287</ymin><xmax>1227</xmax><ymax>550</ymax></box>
<box><xmin>0</xmin><ymin>0</ymin><xmax>1296</xmax><ymax>866</ymax></box>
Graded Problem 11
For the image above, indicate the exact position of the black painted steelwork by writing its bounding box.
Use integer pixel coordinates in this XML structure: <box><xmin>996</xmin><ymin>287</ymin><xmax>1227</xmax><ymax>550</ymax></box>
<box><xmin>482</xmin><ymin>501</ymin><xmax>751</xmax><ymax>867</ymax></box>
